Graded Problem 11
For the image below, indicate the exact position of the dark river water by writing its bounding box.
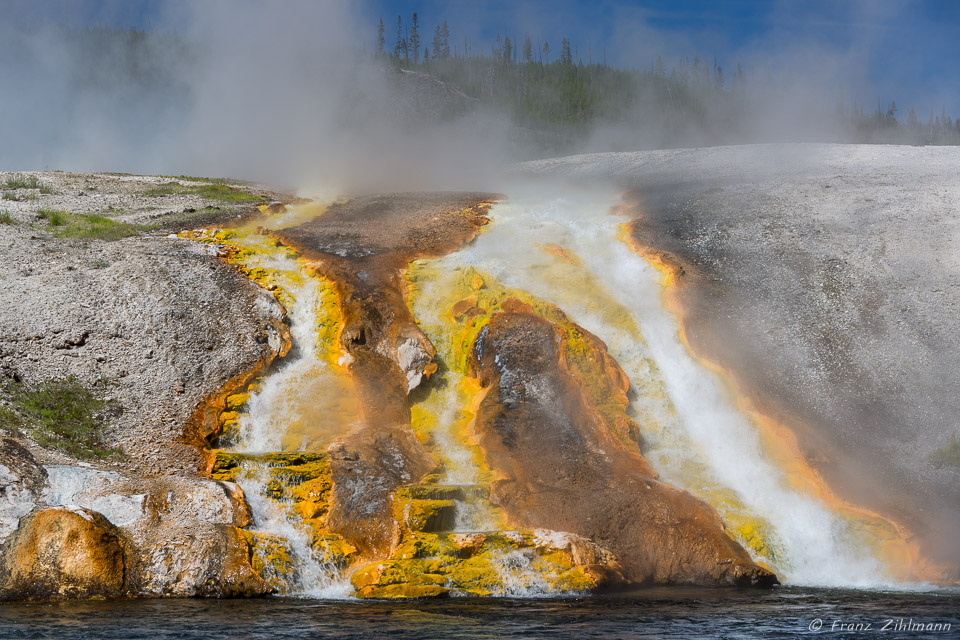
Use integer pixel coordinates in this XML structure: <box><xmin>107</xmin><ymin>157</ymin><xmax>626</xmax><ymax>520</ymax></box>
<box><xmin>0</xmin><ymin>587</ymin><xmax>957</xmax><ymax>639</ymax></box>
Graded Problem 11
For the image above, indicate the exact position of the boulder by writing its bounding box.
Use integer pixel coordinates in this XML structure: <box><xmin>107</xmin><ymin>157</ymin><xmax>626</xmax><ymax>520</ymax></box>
<box><xmin>130</xmin><ymin>524</ymin><xmax>269</xmax><ymax>598</ymax></box>
<box><xmin>38</xmin><ymin>464</ymin><xmax>267</xmax><ymax>597</ymax></box>
<box><xmin>0</xmin><ymin>506</ymin><xmax>124</xmax><ymax>600</ymax></box>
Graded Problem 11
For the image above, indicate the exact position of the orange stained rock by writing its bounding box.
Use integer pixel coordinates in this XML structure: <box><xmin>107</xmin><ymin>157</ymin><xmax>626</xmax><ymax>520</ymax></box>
<box><xmin>541</xmin><ymin>243</ymin><xmax>582</xmax><ymax>266</ymax></box>
<box><xmin>618</xmin><ymin>220</ymin><xmax>943</xmax><ymax>583</ymax></box>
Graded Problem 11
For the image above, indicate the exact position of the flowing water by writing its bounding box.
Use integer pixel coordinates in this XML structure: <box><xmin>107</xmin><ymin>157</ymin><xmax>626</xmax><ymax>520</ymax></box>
<box><xmin>188</xmin><ymin>212</ymin><xmax>358</xmax><ymax>597</ymax></box>
<box><xmin>407</xmin><ymin>186</ymin><xmax>904</xmax><ymax>588</ymax></box>
<box><xmin>11</xmin><ymin>190</ymin><xmax>948</xmax><ymax>637</ymax></box>
<box><xmin>176</xmin><ymin>189</ymin><xmax>933</xmax><ymax>605</ymax></box>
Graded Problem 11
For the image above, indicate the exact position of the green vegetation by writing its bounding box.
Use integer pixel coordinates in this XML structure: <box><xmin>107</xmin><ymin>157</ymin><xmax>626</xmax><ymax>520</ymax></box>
<box><xmin>0</xmin><ymin>376</ymin><xmax>123</xmax><ymax>459</ymax></box>
<box><xmin>144</xmin><ymin>179</ymin><xmax>262</xmax><ymax>202</ymax></box>
<box><xmin>3</xmin><ymin>175</ymin><xmax>41</xmax><ymax>190</ymax></box>
<box><xmin>3</xmin><ymin>191</ymin><xmax>37</xmax><ymax>202</ymax></box>
<box><xmin>38</xmin><ymin>209</ymin><xmax>148</xmax><ymax>240</ymax></box>
<box><xmin>0</xmin><ymin>211</ymin><xmax>15</xmax><ymax>225</ymax></box>
<box><xmin>377</xmin><ymin>13</ymin><xmax>960</xmax><ymax>151</ymax></box>
<box><xmin>37</xmin><ymin>208</ymin><xmax>67</xmax><ymax>226</ymax></box>
<box><xmin>932</xmin><ymin>437</ymin><xmax>960</xmax><ymax>468</ymax></box>
<box><xmin>2</xmin><ymin>175</ymin><xmax>53</xmax><ymax>193</ymax></box>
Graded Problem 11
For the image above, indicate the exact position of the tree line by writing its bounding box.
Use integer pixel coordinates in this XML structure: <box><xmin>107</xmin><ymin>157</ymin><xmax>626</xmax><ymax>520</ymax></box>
<box><xmin>376</xmin><ymin>13</ymin><xmax>960</xmax><ymax>152</ymax></box>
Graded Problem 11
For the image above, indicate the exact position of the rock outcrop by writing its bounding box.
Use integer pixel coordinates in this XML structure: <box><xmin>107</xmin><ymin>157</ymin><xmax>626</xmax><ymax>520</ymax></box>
<box><xmin>518</xmin><ymin>145</ymin><xmax>960</xmax><ymax>579</ymax></box>
<box><xmin>469</xmin><ymin>308</ymin><xmax>777</xmax><ymax>587</ymax></box>
<box><xmin>0</xmin><ymin>459</ymin><xmax>269</xmax><ymax>600</ymax></box>
<box><xmin>0</xmin><ymin>438</ymin><xmax>47</xmax><ymax>542</ymax></box>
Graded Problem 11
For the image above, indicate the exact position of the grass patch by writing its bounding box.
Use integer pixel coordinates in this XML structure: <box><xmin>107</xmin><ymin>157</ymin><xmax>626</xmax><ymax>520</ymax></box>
<box><xmin>38</xmin><ymin>210</ymin><xmax>149</xmax><ymax>240</ymax></box>
<box><xmin>0</xmin><ymin>211</ymin><xmax>14</xmax><ymax>225</ymax></box>
<box><xmin>932</xmin><ymin>437</ymin><xmax>960</xmax><ymax>468</ymax></box>
<box><xmin>3</xmin><ymin>175</ymin><xmax>41</xmax><ymax>189</ymax></box>
<box><xmin>3</xmin><ymin>191</ymin><xmax>37</xmax><ymax>202</ymax></box>
<box><xmin>144</xmin><ymin>179</ymin><xmax>262</xmax><ymax>203</ymax></box>
<box><xmin>38</xmin><ymin>208</ymin><xmax>67</xmax><ymax>226</ymax></box>
<box><xmin>1</xmin><ymin>175</ymin><xmax>53</xmax><ymax>193</ymax></box>
<box><xmin>0</xmin><ymin>376</ymin><xmax>123</xmax><ymax>460</ymax></box>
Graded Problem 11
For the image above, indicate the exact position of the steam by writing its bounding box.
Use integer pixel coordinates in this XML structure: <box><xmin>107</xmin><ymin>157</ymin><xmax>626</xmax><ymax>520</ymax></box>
<box><xmin>2</xmin><ymin>0</ymin><xmax>955</xmax><ymax>189</ymax></box>
<box><xmin>0</xmin><ymin>0</ymin><xmax>510</xmax><ymax>190</ymax></box>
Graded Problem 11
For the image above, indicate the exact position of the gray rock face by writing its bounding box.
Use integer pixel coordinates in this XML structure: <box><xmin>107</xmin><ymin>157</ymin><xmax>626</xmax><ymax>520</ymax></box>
<box><xmin>38</xmin><ymin>464</ymin><xmax>265</xmax><ymax>597</ymax></box>
<box><xmin>0</xmin><ymin>439</ymin><xmax>47</xmax><ymax>542</ymax></box>
<box><xmin>0</xmin><ymin>225</ymin><xmax>286</xmax><ymax>475</ymax></box>
<box><xmin>0</xmin><ymin>461</ymin><xmax>267</xmax><ymax>600</ymax></box>
<box><xmin>518</xmin><ymin>144</ymin><xmax>960</xmax><ymax>574</ymax></box>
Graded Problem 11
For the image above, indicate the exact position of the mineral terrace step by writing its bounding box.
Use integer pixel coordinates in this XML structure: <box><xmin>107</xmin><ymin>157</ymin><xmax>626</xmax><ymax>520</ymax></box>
<box><xmin>398</xmin><ymin>484</ymin><xmax>490</xmax><ymax>502</ymax></box>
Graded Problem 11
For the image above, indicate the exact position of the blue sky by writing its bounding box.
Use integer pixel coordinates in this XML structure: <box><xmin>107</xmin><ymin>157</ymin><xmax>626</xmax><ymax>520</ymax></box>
<box><xmin>11</xmin><ymin>0</ymin><xmax>960</xmax><ymax>118</ymax></box>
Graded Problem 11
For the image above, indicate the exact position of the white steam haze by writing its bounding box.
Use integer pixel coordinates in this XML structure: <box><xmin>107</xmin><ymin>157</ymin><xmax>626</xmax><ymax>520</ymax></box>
<box><xmin>1</xmin><ymin>0</ymin><xmax>957</xmax><ymax>187</ymax></box>
<box><xmin>0</xmin><ymin>0</ymin><xmax>511</xmax><ymax>190</ymax></box>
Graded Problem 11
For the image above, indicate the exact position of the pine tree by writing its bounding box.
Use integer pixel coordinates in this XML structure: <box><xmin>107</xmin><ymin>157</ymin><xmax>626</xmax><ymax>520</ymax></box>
<box><xmin>523</xmin><ymin>36</ymin><xmax>532</xmax><ymax>63</ymax></box>
<box><xmin>410</xmin><ymin>13</ymin><xmax>420</xmax><ymax>63</ymax></box>
<box><xmin>394</xmin><ymin>15</ymin><xmax>403</xmax><ymax>58</ymax></box>
<box><xmin>560</xmin><ymin>37</ymin><xmax>571</xmax><ymax>64</ymax></box>
<box><xmin>376</xmin><ymin>18</ymin><xmax>385</xmax><ymax>57</ymax></box>
<box><xmin>543</xmin><ymin>41</ymin><xmax>550</xmax><ymax>63</ymax></box>
<box><xmin>503</xmin><ymin>36</ymin><xmax>512</xmax><ymax>63</ymax></box>
<box><xmin>908</xmin><ymin>107</ymin><xmax>919</xmax><ymax>127</ymax></box>
<box><xmin>433</xmin><ymin>25</ymin><xmax>443</xmax><ymax>61</ymax></box>
<box><xmin>654</xmin><ymin>56</ymin><xmax>665</xmax><ymax>77</ymax></box>
<box><xmin>441</xmin><ymin>20</ymin><xmax>450</xmax><ymax>59</ymax></box>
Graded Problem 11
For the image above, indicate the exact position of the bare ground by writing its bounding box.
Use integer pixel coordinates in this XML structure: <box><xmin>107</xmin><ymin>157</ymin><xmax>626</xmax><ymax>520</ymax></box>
<box><xmin>0</xmin><ymin>171</ymin><xmax>295</xmax><ymax>476</ymax></box>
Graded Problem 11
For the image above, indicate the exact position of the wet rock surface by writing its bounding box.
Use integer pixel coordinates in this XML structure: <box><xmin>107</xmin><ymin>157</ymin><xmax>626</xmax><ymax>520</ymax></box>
<box><xmin>275</xmin><ymin>193</ymin><xmax>498</xmax><ymax>559</ymax></box>
<box><xmin>469</xmin><ymin>310</ymin><xmax>777</xmax><ymax>587</ymax></box>
<box><xmin>519</xmin><ymin>144</ymin><xmax>960</xmax><ymax>575</ymax></box>
<box><xmin>0</xmin><ymin>462</ymin><xmax>268</xmax><ymax>600</ymax></box>
<box><xmin>0</xmin><ymin>439</ymin><xmax>47</xmax><ymax>542</ymax></box>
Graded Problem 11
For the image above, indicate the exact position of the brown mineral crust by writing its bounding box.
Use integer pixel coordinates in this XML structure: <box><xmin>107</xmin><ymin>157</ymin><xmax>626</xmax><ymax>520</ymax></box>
<box><xmin>273</xmin><ymin>193</ymin><xmax>499</xmax><ymax>558</ymax></box>
<box><xmin>469</xmin><ymin>310</ymin><xmax>778</xmax><ymax>587</ymax></box>
<box><xmin>325</xmin><ymin>426</ymin><xmax>436</xmax><ymax>557</ymax></box>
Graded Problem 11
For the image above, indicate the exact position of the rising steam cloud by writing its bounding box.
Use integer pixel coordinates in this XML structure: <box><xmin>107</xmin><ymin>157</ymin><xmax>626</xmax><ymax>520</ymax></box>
<box><xmin>0</xmin><ymin>0</ymin><xmax>955</xmax><ymax>190</ymax></box>
<box><xmin>0</xmin><ymin>0</ymin><xmax>512</xmax><ymax>191</ymax></box>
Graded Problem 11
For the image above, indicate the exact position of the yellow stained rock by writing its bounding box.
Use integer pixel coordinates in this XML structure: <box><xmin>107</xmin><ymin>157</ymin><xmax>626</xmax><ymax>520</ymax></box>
<box><xmin>0</xmin><ymin>507</ymin><xmax>125</xmax><ymax>600</ymax></box>
<box><xmin>225</xmin><ymin>393</ymin><xmax>250</xmax><ymax>411</ymax></box>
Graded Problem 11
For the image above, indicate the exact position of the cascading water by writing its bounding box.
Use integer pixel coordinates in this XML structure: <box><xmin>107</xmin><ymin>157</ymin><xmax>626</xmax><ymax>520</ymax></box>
<box><xmin>408</xmin><ymin>186</ymin><xmax>899</xmax><ymax>588</ymax></box>
<box><xmin>189</xmin><ymin>210</ymin><xmax>356</xmax><ymax>597</ymax></box>
<box><xmin>233</xmin><ymin>463</ymin><xmax>350</xmax><ymax>597</ymax></box>
<box><xmin>407</xmin><ymin>331</ymin><xmax>500</xmax><ymax>534</ymax></box>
